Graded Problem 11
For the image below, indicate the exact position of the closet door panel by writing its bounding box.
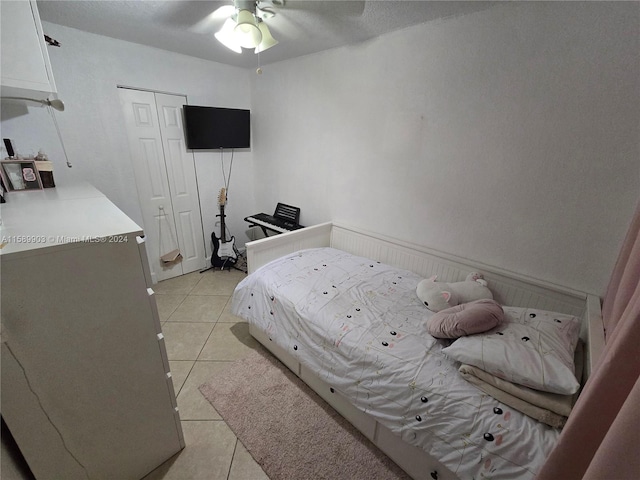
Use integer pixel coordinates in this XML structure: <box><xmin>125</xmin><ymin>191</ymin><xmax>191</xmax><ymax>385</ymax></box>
<box><xmin>119</xmin><ymin>88</ymin><xmax>185</xmax><ymax>282</ymax></box>
<box><xmin>155</xmin><ymin>93</ymin><xmax>206</xmax><ymax>275</ymax></box>
<box><xmin>177</xmin><ymin>210</ymin><xmax>199</xmax><ymax>261</ymax></box>
<box><xmin>166</xmin><ymin>138</ymin><xmax>188</xmax><ymax>195</ymax></box>
<box><xmin>140</xmin><ymin>138</ymin><xmax>167</xmax><ymax>198</ymax></box>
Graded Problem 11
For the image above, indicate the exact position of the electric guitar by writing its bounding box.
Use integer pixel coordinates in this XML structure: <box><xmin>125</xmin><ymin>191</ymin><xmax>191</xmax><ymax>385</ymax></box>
<box><xmin>211</xmin><ymin>188</ymin><xmax>237</xmax><ymax>267</ymax></box>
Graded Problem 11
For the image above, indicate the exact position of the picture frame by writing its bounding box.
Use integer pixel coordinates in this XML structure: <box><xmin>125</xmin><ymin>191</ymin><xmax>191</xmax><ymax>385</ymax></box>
<box><xmin>1</xmin><ymin>160</ymin><xmax>43</xmax><ymax>191</ymax></box>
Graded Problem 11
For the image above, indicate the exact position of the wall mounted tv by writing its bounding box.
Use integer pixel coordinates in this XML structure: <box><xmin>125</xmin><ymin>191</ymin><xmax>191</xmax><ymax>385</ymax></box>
<box><xmin>183</xmin><ymin>105</ymin><xmax>250</xmax><ymax>149</ymax></box>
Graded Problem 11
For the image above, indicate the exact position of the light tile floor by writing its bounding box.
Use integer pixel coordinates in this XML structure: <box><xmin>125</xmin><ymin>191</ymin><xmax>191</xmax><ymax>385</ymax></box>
<box><xmin>1</xmin><ymin>266</ymin><xmax>270</xmax><ymax>480</ymax></box>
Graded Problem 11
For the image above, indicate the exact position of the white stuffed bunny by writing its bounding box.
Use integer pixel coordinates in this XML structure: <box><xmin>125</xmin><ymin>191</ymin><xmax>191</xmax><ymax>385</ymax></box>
<box><xmin>416</xmin><ymin>272</ymin><xmax>493</xmax><ymax>312</ymax></box>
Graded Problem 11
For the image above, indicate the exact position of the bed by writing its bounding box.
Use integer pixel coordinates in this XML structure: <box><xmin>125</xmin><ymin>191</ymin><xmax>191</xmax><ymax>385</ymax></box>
<box><xmin>231</xmin><ymin>222</ymin><xmax>605</xmax><ymax>480</ymax></box>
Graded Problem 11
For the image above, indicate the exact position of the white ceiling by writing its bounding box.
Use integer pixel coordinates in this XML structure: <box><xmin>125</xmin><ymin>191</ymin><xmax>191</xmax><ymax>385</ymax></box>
<box><xmin>36</xmin><ymin>1</ymin><xmax>497</xmax><ymax>69</ymax></box>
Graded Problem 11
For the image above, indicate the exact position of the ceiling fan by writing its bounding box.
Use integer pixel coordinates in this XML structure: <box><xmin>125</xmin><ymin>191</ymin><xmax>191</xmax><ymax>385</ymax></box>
<box><xmin>212</xmin><ymin>0</ymin><xmax>282</xmax><ymax>54</ymax></box>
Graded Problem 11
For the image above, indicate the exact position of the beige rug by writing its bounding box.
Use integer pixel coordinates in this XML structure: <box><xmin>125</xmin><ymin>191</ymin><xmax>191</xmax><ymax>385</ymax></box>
<box><xmin>199</xmin><ymin>346</ymin><xmax>411</xmax><ymax>480</ymax></box>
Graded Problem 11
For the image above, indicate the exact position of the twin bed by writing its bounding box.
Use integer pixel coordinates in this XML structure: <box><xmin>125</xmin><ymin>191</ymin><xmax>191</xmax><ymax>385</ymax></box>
<box><xmin>230</xmin><ymin>222</ymin><xmax>604</xmax><ymax>480</ymax></box>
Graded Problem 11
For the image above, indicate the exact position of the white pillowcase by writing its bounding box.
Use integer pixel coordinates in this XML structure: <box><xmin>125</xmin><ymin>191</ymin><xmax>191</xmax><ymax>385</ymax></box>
<box><xmin>441</xmin><ymin>306</ymin><xmax>581</xmax><ymax>395</ymax></box>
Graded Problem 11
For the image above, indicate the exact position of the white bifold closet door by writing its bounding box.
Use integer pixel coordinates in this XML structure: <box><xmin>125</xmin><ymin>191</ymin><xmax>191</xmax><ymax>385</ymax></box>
<box><xmin>119</xmin><ymin>88</ymin><xmax>205</xmax><ymax>282</ymax></box>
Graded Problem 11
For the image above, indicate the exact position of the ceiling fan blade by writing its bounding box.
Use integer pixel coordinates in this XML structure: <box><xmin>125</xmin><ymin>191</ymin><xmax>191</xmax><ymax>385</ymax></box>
<box><xmin>190</xmin><ymin>4</ymin><xmax>236</xmax><ymax>34</ymax></box>
<box><xmin>279</xmin><ymin>1</ymin><xmax>365</xmax><ymax>17</ymax></box>
<box><xmin>211</xmin><ymin>4</ymin><xmax>236</xmax><ymax>18</ymax></box>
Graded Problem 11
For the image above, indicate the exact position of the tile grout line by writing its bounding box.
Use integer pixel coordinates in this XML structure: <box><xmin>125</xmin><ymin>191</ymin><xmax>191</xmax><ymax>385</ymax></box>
<box><xmin>147</xmin><ymin>271</ymin><xmax>255</xmax><ymax>480</ymax></box>
<box><xmin>193</xmin><ymin>309</ymin><xmax>222</xmax><ymax>362</ymax></box>
<box><xmin>165</xmin><ymin>273</ymin><xmax>225</xmax><ymax>398</ymax></box>
<box><xmin>227</xmin><ymin>439</ymin><xmax>240</xmax><ymax>480</ymax></box>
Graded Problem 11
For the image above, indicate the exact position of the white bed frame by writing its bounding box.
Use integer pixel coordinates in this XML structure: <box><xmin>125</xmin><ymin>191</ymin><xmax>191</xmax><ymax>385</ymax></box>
<box><xmin>243</xmin><ymin>222</ymin><xmax>605</xmax><ymax>480</ymax></box>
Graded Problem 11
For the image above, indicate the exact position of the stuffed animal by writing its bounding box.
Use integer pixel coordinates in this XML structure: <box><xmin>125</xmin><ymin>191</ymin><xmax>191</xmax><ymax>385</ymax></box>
<box><xmin>416</xmin><ymin>272</ymin><xmax>493</xmax><ymax>312</ymax></box>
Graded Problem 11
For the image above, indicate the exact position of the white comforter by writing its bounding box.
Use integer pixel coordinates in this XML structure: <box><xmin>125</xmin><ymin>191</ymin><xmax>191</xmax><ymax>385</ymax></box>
<box><xmin>231</xmin><ymin>248</ymin><xmax>559</xmax><ymax>479</ymax></box>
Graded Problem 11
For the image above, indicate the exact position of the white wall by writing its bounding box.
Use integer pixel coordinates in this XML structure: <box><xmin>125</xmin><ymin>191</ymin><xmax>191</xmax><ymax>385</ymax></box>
<box><xmin>250</xmin><ymin>2</ymin><xmax>639</xmax><ymax>295</ymax></box>
<box><xmin>0</xmin><ymin>23</ymin><xmax>255</xmax><ymax>257</ymax></box>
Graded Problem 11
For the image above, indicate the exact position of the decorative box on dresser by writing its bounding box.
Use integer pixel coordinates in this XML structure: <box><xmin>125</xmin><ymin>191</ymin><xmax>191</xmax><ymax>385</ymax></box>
<box><xmin>0</xmin><ymin>184</ymin><xmax>184</xmax><ymax>479</ymax></box>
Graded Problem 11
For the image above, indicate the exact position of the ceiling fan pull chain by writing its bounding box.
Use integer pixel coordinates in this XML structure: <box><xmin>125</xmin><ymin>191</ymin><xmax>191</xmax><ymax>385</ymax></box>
<box><xmin>256</xmin><ymin>51</ymin><xmax>263</xmax><ymax>75</ymax></box>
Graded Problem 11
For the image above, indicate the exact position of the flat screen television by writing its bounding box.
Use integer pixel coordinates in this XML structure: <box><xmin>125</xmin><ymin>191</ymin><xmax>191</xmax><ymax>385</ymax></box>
<box><xmin>183</xmin><ymin>105</ymin><xmax>250</xmax><ymax>149</ymax></box>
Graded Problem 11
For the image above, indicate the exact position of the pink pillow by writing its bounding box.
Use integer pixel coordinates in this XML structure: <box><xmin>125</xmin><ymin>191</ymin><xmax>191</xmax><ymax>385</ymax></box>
<box><xmin>427</xmin><ymin>299</ymin><xmax>504</xmax><ymax>339</ymax></box>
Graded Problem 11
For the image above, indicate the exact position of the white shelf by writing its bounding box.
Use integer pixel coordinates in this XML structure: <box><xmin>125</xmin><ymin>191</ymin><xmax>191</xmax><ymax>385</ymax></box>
<box><xmin>1</xmin><ymin>0</ymin><xmax>57</xmax><ymax>99</ymax></box>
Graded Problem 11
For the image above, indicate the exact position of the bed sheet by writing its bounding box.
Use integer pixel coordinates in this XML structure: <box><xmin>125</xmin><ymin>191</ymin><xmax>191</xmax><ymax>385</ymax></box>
<box><xmin>231</xmin><ymin>247</ymin><xmax>559</xmax><ymax>479</ymax></box>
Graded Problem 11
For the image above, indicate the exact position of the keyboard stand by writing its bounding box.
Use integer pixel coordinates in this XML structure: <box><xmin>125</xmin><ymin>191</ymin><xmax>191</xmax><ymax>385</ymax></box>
<box><xmin>247</xmin><ymin>222</ymin><xmax>279</xmax><ymax>237</ymax></box>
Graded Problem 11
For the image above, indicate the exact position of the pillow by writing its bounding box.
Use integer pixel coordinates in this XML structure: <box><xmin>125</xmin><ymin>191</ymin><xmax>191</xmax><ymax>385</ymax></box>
<box><xmin>427</xmin><ymin>299</ymin><xmax>504</xmax><ymax>339</ymax></box>
<box><xmin>441</xmin><ymin>307</ymin><xmax>581</xmax><ymax>395</ymax></box>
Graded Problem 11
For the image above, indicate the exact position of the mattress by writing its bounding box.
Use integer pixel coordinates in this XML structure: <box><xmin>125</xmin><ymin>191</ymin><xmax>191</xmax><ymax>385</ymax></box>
<box><xmin>231</xmin><ymin>247</ymin><xmax>560</xmax><ymax>479</ymax></box>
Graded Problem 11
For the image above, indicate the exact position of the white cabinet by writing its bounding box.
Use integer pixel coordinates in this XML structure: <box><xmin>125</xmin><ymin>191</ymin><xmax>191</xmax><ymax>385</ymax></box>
<box><xmin>1</xmin><ymin>0</ymin><xmax>57</xmax><ymax>99</ymax></box>
<box><xmin>0</xmin><ymin>184</ymin><xmax>184</xmax><ymax>479</ymax></box>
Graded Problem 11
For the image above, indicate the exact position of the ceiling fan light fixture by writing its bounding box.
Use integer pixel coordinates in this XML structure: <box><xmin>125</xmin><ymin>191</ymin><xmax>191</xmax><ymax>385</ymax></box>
<box><xmin>215</xmin><ymin>17</ymin><xmax>242</xmax><ymax>53</ymax></box>
<box><xmin>234</xmin><ymin>9</ymin><xmax>262</xmax><ymax>48</ymax></box>
<box><xmin>255</xmin><ymin>22</ymin><xmax>278</xmax><ymax>53</ymax></box>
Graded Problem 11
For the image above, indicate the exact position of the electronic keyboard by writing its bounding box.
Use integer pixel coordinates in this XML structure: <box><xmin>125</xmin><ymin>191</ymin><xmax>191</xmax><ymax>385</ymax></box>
<box><xmin>245</xmin><ymin>203</ymin><xmax>303</xmax><ymax>235</ymax></box>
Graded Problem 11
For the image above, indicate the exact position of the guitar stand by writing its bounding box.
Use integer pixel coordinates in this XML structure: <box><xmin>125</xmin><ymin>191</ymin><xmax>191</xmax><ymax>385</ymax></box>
<box><xmin>228</xmin><ymin>259</ymin><xmax>247</xmax><ymax>274</ymax></box>
<box><xmin>200</xmin><ymin>252</ymin><xmax>247</xmax><ymax>274</ymax></box>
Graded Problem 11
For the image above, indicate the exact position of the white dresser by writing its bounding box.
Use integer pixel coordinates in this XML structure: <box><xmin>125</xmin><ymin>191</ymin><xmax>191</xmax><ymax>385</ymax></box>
<box><xmin>0</xmin><ymin>184</ymin><xmax>184</xmax><ymax>479</ymax></box>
